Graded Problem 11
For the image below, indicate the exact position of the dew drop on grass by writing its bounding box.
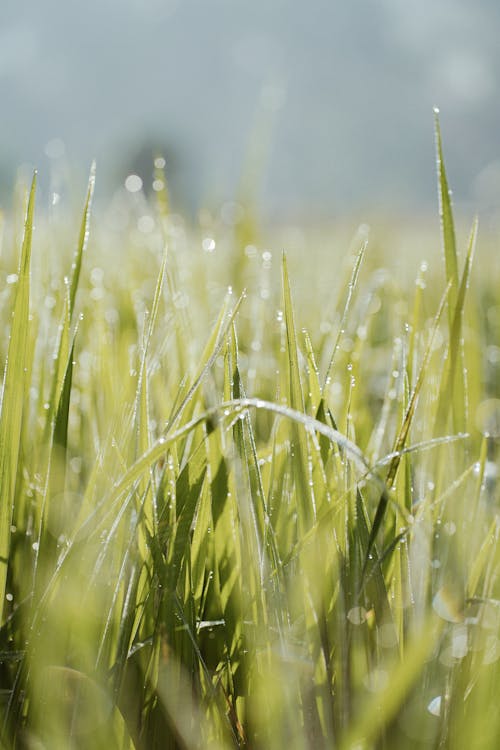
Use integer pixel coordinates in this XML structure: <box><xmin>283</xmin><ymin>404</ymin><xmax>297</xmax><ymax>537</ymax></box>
<box><xmin>69</xmin><ymin>457</ymin><xmax>82</xmax><ymax>474</ymax></box>
<box><xmin>487</xmin><ymin>345</ymin><xmax>500</xmax><ymax>364</ymax></box>
<box><xmin>125</xmin><ymin>174</ymin><xmax>143</xmax><ymax>193</ymax></box>
<box><xmin>451</xmin><ymin>625</ymin><xmax>469</xmax><ymax>659</ymax></box>
<box><xmin>476</xmin><ymin>399</ymin><xmax>500</xmax><ymax>437</ymax></box>
<box><xmin>427</xmin><ymin>696</ymin><xmax>442</xmax><ymax>717</ymax></box>
<box><xmin>483</xmin><ymin>636</ymin><xmax>500</xmax><ymax>664</ymax></box>
<box><xmin>347</xmin><ymin>606</ymin><xmax>367</xmax><ymax>625</ymax></box>
<box><xmin>244</xmin><ymin>245</ymin><xmax>257</xmax><ymax>258</ymax></box>
<box><xmin>202</xmin><ymin>237</ymin><xmax>216</xmax><ymax>253</ymax></box>
<box><xmin>432</xmin><ymin>586</ymin><xmax>464</xmax><ymax>623</ymax></box>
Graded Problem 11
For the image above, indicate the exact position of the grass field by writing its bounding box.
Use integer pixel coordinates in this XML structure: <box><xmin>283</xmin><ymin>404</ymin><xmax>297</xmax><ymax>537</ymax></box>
<box><xmin>0</xmin><ymin>118</ymin><xmax>499</xmax><ymax>749</ymax></box>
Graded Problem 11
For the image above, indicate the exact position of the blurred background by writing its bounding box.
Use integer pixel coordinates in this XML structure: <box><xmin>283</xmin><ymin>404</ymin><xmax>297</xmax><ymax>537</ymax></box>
<box><xmin>0</xmin><ymin>0</ymin><xmax>499</xmax><ymax>224</ymax></box>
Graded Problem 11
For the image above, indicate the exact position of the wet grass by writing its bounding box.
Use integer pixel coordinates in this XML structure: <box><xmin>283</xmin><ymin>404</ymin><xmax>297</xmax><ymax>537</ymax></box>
<box><xmin>0</xmin><ymin>122</ymin><xmax>499</xmax><ymax>748</ymax></box>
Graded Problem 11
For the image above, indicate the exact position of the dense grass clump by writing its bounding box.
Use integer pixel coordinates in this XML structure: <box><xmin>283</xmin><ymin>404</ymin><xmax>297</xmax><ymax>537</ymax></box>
<box><xmin>0</xmin><ymin>122</ymin><xmax>499</xmax><ymax>749</ymax></box>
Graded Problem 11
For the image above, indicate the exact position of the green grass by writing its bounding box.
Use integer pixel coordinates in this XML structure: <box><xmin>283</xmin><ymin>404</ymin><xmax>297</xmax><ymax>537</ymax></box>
<box><xmin>0</xmin><ymin>122</ymin><xmax>499</xmax><ymax>749</ymax></box>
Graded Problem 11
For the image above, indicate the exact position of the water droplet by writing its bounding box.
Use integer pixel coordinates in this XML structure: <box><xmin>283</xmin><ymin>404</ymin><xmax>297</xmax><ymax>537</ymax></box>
<box><xmin>125</xmin><ymin>174</ymin><xmax>143</xmax><ymax>193</ymax></box>
<box><xmin>451</xmin><ymin>625</ymin><xmax>469</xmax><ymax>658</ymax></box>
<box><xmin>476</xmin><ymin>399</ymin><xmax>500</xmax><ymax>437</ymax></box>
<box><xmin>433</xmin><ymin>586</ymin><xmax>464</xmax><ymax>623</ymax></box>
<box><xmin>202</xmin><ymin>237</ymin><xmax>216</xmax><ymax>253</ymax></box>
<box><xmin>427</xmin><ymin>695</ymin><xmax>442</xmax><ymax>717</ymax></box>
<box><xmin>347</xmin><ymin>606</ymin><xmax>367</xmax><ymax>625</ymax></box>
<box><xmin>244</xmin><ymin>244</ymin><xmax>257</xmax><ymax>258</ymax></box>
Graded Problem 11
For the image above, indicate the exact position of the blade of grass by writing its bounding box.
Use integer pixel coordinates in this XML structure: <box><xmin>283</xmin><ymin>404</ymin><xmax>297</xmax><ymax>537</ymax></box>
<box><xmin>282</xmin><ymin>252</ymin><xmax>315</xmax><ymax>529</ymax></box>
<box><xmin>69</xmin><ymin>161</ymin><xmax>96</xmax><ymax>319</ymax></box>
<box><xmin>322</xmin><ymin>240</ymin><xmax>366</xmax><ymax>393</ymax></box>
<box><xmin>362</xmin><ymin>280</ymin><xmax>451</xmax><ymax>576</ymax></box>
<box><xmin>0</xmin><ymin>173</ymin><xmax>36</xmax><ymax>620</ymax></box>
<box><xmin>434</xmin><ymin>108</ymin><xmax>458</xmax><ymax>319</ymax></box>
<box><xmin>433</xmin><ymin>216</ymin><xmax>478</xmax><ymax>435</ymax></box>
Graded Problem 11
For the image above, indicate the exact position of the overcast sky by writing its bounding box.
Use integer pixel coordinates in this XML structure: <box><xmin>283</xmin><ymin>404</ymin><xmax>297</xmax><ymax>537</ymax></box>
<box><xmin>0</xmin><ymin>0</ymin><xmax>499</xmax><ymax>220</ymax></box>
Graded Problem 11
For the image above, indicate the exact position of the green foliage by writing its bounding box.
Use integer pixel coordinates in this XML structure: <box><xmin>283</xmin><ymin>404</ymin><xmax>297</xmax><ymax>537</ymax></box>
<box><xmin>0</xmin><ymin>121</ymin><xmax>498</xmax><ymax>749</ymax></box>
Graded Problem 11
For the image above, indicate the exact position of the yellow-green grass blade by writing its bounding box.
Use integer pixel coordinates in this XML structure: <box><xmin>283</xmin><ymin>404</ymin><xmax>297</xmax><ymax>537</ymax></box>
<box><xmin>434</xmin><ymin>109</ymin><xmax>459</xmax><ymax>319</ymax></box>
<box><xmin>42</xmin><ymin>164</ymin><xmax>95</xmax><ymax>441</ymax></box>
<box><xmin>362</xmin><ymin>280</ymin><xmax>450</xmax><ymax>575</ymax></box>
<box><xmin>433</xmin><ymin>216</ymin><xmax>478</xmax><ymax>436</ymax></box>
<box><xmin>153</xmin><ymin>154</ymin><xmax>170</xmax><ymax>221</ymax></box>
<box><xmin>69</xmin><ymin>160</ymin><xmax>96</xmax><ymax>320</ymax></box>
<box><xmin>0</xmin><ymin>173</ymin><xmax>36</xmax><ymax>620</ymax></box>
<box><xmin>339</xmin><ymin>616</ymin><xmax>444</xmax><ymax>750</ymax></box>
<box><xmin>322</xmin><ymin>239</ymin><xmax>366</xmax><ymax>393</ymax></box>
<box><xmin>282</xmin><ymin>252</ymin><xmax>315</xmax><ymax>530</ymax></box>
<box><xmin>165</xmin><ymin>290</ymin><xmax>246</xmax><ymax>434</ymax></box>
<box><xmin>166</xmin><ymin>447</ymin><xmax>207</xmax><ymax>593</ymax></box>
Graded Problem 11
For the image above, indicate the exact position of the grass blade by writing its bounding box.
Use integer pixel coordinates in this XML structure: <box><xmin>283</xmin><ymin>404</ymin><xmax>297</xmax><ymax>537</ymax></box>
<box><xmin>0</xmin><ymin>173</ymin><xmax>36</xmax><ymax>619</ymax></box>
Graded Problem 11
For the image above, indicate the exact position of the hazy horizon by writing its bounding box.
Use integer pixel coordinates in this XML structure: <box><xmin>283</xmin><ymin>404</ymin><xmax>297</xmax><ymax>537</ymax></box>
<box><xmin>1</xmin><ymin>0</ymin><xmax>499</xmax><ymax>222</ymax></box>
